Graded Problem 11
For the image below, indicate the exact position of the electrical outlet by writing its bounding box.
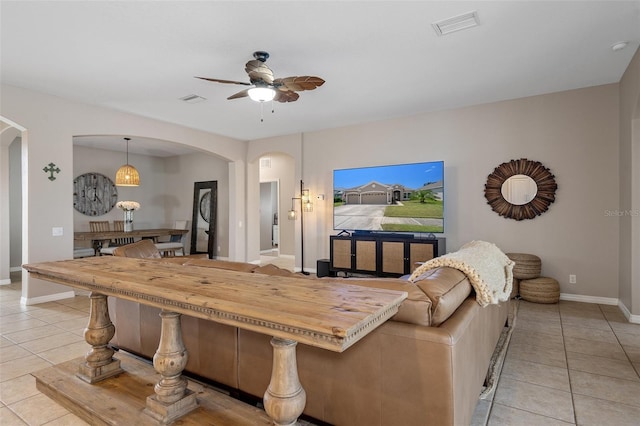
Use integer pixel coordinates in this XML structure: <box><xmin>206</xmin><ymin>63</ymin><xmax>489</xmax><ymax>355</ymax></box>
<box><xmin>52</xmin><ymin>227</ymin><xmax>63</xmax><ymax>237</ymax></box>
<box><xmin>569</xmin><ymin>274</ymin><xmax>576</xmax><ymax>284</ymax></box>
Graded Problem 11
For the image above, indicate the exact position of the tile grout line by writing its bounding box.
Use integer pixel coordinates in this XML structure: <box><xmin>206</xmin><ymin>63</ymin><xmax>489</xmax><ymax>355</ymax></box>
<box><xmin>598</xmin><ymin>304</ymin><xmax>640</xmax><ymax>381</ymax></box>
<box><xmin>553</xmin><ymin>303</ymin><xmax>578</xmax><ymax>426</ymax></box>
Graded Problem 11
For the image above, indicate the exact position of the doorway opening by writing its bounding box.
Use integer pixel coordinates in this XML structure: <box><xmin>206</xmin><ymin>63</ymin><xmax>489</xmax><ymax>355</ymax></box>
<box><xmin>260</xmin><ymin>180</ymin><xmax>279</xmax><ymax>256</ymax></box>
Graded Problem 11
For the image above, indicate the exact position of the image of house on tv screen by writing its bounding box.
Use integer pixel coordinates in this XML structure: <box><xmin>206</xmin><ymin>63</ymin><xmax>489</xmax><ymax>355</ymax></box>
<box><xmin>333</xmin><ymin>161</ymin><xmax>444</xmax><ymax>233</ymax></box>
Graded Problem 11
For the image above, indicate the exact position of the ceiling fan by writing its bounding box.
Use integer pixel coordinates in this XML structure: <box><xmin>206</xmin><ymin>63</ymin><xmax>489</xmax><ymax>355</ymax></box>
<box><xmin>196</xmin><ymin>51</ymin><xmax>325</xmax><ymax>103</ymax></box>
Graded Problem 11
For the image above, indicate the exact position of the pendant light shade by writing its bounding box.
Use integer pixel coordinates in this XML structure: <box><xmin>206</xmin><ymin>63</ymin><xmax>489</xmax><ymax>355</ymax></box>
<box><xmin>115</xmin><ymin>137</ymin><xmax>140</xmax><ymax>186</ymax></box>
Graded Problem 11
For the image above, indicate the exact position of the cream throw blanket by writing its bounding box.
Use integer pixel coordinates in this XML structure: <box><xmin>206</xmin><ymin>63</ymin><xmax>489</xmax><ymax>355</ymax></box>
<box><xmin>408</xmin><ymin>240</ymin><xmax>515</xmax><ymax>307</ymax></box>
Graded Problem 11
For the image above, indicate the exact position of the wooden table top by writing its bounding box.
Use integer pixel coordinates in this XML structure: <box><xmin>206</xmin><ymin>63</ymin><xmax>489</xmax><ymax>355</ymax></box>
<box><xmin>74</xmin><ymin>228</ymin><xmax>188</xmax><ymax>241</ymax></box>
<box><xmin>23</xmin><ymin>257</ymin><xmax>407</xmax><ymax>352</ymax></box>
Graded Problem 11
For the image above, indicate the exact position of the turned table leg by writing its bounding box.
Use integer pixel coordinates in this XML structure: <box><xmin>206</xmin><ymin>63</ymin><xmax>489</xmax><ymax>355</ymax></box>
<box><xmin>144</xmin><ymin>310</ymin><xmax>198</xmax><ymax>423</ymax></box>
<box><xmin>77</xmin><ymin>292</ymin><xmax>123</xmax><ymax>383</ymax></box>
<box><xmin>263</xmin><ymin>337</ymin><xmax>307</xmax><ymax>426</ymax></box>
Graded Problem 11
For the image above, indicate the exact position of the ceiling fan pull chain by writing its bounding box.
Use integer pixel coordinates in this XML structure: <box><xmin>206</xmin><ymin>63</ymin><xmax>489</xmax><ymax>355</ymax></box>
<box><xmin>271</xmin><ymin>100</ymin><xmax>275</xmax><ymax>115</ymax></box>
<box><xmin>260</xmin><ymin>101</ymin><xmax>264</xmax><ymax>123</ymax></box>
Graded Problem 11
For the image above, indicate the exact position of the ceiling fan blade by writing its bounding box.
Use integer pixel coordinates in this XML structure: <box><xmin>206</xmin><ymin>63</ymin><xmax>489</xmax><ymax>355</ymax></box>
<box><xmin>245</xmin><ymin>59</ymin><xmax>274</xmax><ymax>84</ymax></box>
<box><xmin>274</xmin><ymin>90</ymin><xmax>299</xmax><ymax>103</ymax></box>
<box><xmin>227</xmin><ymin>89</ymin><xmax>250</xmax><ymax>100</ymax></box>
<box><xmin>275</xmin><ymin>76</ymin><xmax>325</xmax><ymax>92</ymax></box>
<box><xmin>195</xmin><ymin>76</ymin><xmax>251</xmax><ymax>86</ymax></box>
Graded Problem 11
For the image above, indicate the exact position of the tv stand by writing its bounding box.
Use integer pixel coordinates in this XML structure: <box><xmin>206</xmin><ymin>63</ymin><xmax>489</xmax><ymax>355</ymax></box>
<box><xmin>330</xmin><ymin>234</ymin><xmax>445</xmax><ymax>277</ymax></box>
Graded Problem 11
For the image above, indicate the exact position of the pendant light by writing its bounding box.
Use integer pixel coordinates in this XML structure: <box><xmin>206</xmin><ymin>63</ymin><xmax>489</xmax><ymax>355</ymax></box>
<box><xmin>115</xmin><ymin>137</ymin><xmax>140</xmax><ymax>186</ymax></box>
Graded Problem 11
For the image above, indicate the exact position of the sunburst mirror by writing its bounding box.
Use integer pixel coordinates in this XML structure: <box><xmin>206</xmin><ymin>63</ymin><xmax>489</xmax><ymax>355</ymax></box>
<box><xmin>484</xmin><ymin>158</ymin><xmax>557</xmax><ymax>221</ymax></box>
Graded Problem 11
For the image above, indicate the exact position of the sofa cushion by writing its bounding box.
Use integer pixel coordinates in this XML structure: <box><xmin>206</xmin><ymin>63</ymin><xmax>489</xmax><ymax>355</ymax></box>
<box><xmin>328</xmin><ymin>278</ymin><xmax>433</xmax><ymax>326</ymax></box>
<box><xmin>182</xmin><ymin>259</ymin><xmax>259</xmax><ymax>273</ymax></box>
<box><xmin>253</xmin><ymin>264</ymin><xmax>297</xmax><ymax>277</ymax></box>
<box><xmin>412</xmin><ymin>267</ymin><xmax>472</xmax><ymax>326</ymax></box>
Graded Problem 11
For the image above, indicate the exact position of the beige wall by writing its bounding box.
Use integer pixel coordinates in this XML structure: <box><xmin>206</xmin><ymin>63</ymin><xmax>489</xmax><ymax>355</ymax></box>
<box><xmin>296</xmin><ymin>84</ymin><xmax>620</xmax><ymax>301</ymax></box>
<box><xmin>163</xmin><ymin>153</ymin><xmax>230</xmax><ymax>257</ymax></box>
<box><xmin>619</xmin><ymin>46</ymin><xmax>640</xmax><ymax>318</ymax></box>
<box><xmin>73</xmin><ymin>146</ymin><xmax>167</xmax><ymax>232</ymax></box>
<box><xmin>72</xmin><ymin>147</ymin><xmax>231</xmax><ymax>256</ymax></box>
<box><xmin>2</xmin><ymin>65</ymin><xmax>637</xmax><ymax>312</ymax></box>
<box><xmin>258</xmin><ymin>153</ymin><xmax>296</xmax><ymax>257</ymax></box>
<box><xmin>0</xmin><ymin>84</ymin><xmax>246</xmax><ymax>303</ymax></box>
<box><xmin>8</xmin><ymin>137</ymin><xmax>21</xmax><ymax>268</ymax></box>
<box><xmin>247</xmin><ymin>134</ymin><xmax>302</xmax><ymax>265</ymax></box>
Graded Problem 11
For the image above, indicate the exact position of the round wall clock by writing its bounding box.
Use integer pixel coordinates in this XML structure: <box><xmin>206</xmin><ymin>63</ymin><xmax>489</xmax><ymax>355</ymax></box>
<box><xmin>73</xmin><ymin>173</ymin><xmax>118</xmax><ymax>216</ymax></box>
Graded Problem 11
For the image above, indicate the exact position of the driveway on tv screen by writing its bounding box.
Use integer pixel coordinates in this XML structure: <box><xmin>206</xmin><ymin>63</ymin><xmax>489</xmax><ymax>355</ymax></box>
<box><xmin>334</xmin><ymin>204</ymin><xmax>443</xmax><ymax>232</ymax></box>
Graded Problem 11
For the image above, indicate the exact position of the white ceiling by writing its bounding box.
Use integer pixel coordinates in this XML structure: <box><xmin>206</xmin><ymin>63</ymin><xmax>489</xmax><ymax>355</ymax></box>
<box><xmin>2</xmin><ymin>1</ymin><xmax>639</xmax><ymax>156</ymax></box>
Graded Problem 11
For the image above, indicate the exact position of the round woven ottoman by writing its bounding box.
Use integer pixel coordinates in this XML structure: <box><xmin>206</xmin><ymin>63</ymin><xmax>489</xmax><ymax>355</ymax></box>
<box><xmin>520</xmin><ymin>277</ymin><xmax>560</xmax><ymax>304</ymax></box>
<box><xmin>507</xmin><ymin>253</ymin><xmax>542</xmax><ymax>279</ymax></box>
<box><xmin>510</xmin><ymin>278</ymin><xmax>520</xmax><ymax>299</ymax></box>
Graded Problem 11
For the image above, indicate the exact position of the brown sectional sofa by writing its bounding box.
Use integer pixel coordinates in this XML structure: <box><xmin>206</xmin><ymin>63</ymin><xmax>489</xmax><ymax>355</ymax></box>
<box><xmin>109</xmin><ymin>240</ymin><xmax>510</xmax><ymax>425</ymax></box>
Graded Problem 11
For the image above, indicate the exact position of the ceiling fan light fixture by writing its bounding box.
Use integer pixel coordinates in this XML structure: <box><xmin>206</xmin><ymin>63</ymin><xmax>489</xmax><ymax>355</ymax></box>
<box><xmin>248</xmin><ymin>87</ymin><xmax>276</xmax><ymax>102</ymax></box>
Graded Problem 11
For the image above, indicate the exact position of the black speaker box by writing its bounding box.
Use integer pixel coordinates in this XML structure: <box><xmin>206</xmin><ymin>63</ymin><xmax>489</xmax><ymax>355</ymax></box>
<box><xmin>316</xmin><ymin>259</ymin><xmax>331</xmax><ymax>278</ymax></box>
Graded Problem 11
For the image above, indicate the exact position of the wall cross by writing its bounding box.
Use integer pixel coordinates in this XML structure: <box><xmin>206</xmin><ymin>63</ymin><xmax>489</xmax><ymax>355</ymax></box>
<box><xmin>43</xmin><ymin>163</ymin><xmax>61</xmax><ymax>181</ymax></box>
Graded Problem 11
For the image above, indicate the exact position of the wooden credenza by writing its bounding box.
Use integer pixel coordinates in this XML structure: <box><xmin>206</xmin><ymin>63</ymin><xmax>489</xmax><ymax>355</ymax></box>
<box><xmin>330</xmin><ymin>233</ymin><xmax>445</xmax><ymax>277</ymax></box>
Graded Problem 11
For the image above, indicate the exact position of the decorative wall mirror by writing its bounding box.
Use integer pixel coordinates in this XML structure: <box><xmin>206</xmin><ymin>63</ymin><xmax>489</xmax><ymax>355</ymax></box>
<box><xmin>484</xmin><ymin>159</ymin><xmax>557</xmax><ymax>221</ymax></box>
<box><xmin>191</xmin><ymin>181</ymin><xmax>217</xmax><ymax>258</ymax></box>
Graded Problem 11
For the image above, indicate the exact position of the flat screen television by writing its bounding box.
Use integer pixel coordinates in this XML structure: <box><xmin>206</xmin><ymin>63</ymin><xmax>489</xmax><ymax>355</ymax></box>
<box><xmin>333</xmin><ymin>161</ymin><xmax>444</xmax><ymax>233</ymax></box>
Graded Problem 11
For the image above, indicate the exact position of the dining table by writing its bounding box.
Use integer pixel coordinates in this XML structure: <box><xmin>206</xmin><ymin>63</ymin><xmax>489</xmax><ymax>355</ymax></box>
<box><xmin>74</xmin><ymin>228</ymin><xmax>188</xmax><ymax>251</ymax></box>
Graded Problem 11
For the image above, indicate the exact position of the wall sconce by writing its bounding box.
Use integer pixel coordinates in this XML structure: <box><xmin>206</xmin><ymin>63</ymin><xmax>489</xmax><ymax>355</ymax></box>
<box><xmin>288</xmin><ymin>180</ymin><xmax>311</xmax><ymax>275</ymax></box>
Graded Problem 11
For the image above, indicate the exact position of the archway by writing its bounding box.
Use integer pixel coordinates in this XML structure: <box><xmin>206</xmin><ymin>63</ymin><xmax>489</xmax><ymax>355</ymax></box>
<box><xmin>0</xmin><ymin>117</ymin><xmax>26</xmax><ymax>286</ymax></box>
<box><xmin>257</xmin><ymin>153</ymin><xmax>296</xmax><ymax>269</ymax></box>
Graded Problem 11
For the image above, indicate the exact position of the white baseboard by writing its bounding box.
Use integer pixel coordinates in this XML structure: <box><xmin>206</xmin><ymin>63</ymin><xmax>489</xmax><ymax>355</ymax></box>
<box><xmin>0</xmin><ymin>279</ymin><xmax>11</xmax><ymax>285</ymax></box>
<box><xmin>560</xmin><ymin>293</ymin><xmax>640</xmax><ymax>324</ymax></box>
<box><xmin>618</xmin><ymin>301</ymin><xmax>640</xmax><ymax>324</ymax></box>
<box><xmin>21</xmin><ymin>291</ymin><xmax>76</xmax><ymax>306</ymax></box>
<box><xmin>559</xmin><ymin>293</ymin><xmax>618</xmax><ymax>305</ymax></box>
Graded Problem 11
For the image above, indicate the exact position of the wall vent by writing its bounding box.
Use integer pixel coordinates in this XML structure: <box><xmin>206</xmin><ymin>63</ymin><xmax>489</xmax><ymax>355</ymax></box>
<box><xmin>432</xmin><ymin>11</ymin><xmax>479</xmax><ymax>36</ymax></box>
<box><xmin>260</xmin><ymin>157</ymin><xmax>272</xmax><ymax>169</ymax></box>
<box><xmin>179</xmin><ymin>94</ymin><xmax>207</xmax><ymax>104</ymax></box>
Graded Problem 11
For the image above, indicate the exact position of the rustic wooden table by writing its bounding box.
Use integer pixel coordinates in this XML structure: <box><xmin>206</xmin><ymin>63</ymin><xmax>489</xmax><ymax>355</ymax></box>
<box><xmin>74</xmin><ymin>228</ymin><xmax>188</xmax><ymax>247</ymax></box>
<box><xmin>24</xmin><ymin>257</ymin><xmax>406</xmax><ymax>425</ymax></box>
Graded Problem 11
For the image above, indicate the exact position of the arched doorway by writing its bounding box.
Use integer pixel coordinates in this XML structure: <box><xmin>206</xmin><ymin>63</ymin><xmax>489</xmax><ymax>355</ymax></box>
<box><xmin>258</xmin><ymin>153</ymin><xmax>295</xmax><ymax>270</ymax></box>
<box><xmin>0</xmin><ymin>117</ymin><xmax>26</xmax><ymax>286</ymax></box>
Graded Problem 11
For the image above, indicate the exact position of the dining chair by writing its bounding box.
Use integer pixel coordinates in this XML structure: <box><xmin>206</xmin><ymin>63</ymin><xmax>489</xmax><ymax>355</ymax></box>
<box><xmin>89</xmin><ymin>221</ymin><xmax>110</xmax><ymax>232</ymax></box>
<box><xmin>100</xmin><ymin>220</ymin><xmax>134</xmax><ymax>255</ymax></box>
<box><xmin>155</xmin><ymin>220</ymin><xmax>189</xmax><ymax>257</ymax></box>
<box><xmin>87</xmin><ymin>221</ymin><xmax>111</xmax><ymax>256</ymax></box>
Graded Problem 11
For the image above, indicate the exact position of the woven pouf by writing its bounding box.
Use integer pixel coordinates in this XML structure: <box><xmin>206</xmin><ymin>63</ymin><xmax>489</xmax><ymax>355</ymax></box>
<box><xmin>507</xmin><ymin>253</ymin><xmax>542</xmax><ymax>280</ymax></box>
<box><xmin>520</xmin><ymin>277</ymin><xmax>560</xmax><ymax>304</ymax></box>
<box><xmin>510</xmin><ymin>278</ymin><xmax>520</xmax><ymax>299</ymax></box>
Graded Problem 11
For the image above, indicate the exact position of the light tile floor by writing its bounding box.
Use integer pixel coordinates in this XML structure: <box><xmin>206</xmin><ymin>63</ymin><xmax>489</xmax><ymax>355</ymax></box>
<box><xmin>479</xmin><ymin>298</ymin><xmax>640</xmax><ymax>425</ymax></box>
<box><xmin>2</xmin><ymin>270</ymin><xmax>639</xmax><ymax>425</ymax></box>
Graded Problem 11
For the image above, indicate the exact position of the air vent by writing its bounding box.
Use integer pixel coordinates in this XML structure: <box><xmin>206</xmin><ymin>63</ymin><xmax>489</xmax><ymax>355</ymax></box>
<box><xmin>179</xmin><ymin>94</ymin><xmax>207</xmax><ymax>104</ymax></box>
<box><xmin>432</xmin><ymin>11</ymin><xmax>479</xmax><ymax>36</ymax></box>
<box><xmin>260</xmin><ymin>157</ymin><xmax>272</xmax><ymax>169</ymax></box>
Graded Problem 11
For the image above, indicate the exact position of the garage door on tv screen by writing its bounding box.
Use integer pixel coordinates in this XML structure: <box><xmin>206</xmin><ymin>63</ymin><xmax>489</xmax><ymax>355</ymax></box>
<box><xmin>333</xmin><ymin>161</ymin><xmax>444</xmax><ymax>233</ymax></box>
